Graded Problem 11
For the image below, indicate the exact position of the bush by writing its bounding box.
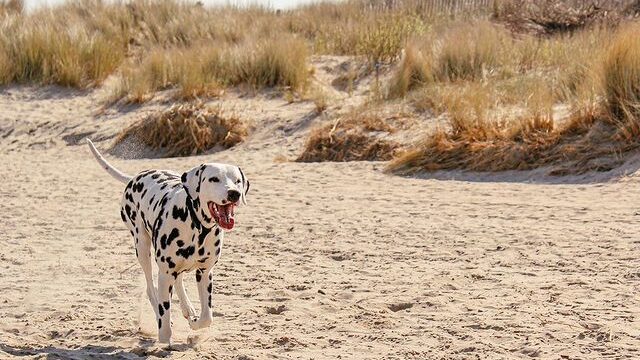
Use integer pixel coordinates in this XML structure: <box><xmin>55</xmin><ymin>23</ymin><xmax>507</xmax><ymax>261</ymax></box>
<box><xmin>297</xmin><ymin>112</ymin><xmax>400</xmax><ymax>162</ymax></box>
<box><xmin>116</xmin><ymin>102</ymin><xmax>247</xmax><ymax>157</ymax></box>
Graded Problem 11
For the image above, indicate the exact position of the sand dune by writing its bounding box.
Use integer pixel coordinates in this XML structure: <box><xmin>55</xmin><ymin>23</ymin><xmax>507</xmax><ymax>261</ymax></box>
<box><xmin>0</xmin><ymin>83</ymin><xmax>639</xmax><ymax>359</ymax></box>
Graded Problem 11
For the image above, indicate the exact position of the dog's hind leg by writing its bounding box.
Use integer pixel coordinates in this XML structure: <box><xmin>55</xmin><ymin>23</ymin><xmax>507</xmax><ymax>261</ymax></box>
<box><xmin>175</xmin><ymin>273</ymin><xmax>196</xmax><ymax>320</ymax></box>
<box><xmin>135</xmin><ymin>232</ymin><xmax>158</xmax><ymax>318</ymax></box>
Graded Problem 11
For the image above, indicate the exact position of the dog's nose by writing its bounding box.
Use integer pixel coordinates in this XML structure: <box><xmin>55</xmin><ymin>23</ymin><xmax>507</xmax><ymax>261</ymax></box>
<box><xmin>227</xmin><ymin>190</ymin><xmax>241</xmax><ymax>203</ymax></box>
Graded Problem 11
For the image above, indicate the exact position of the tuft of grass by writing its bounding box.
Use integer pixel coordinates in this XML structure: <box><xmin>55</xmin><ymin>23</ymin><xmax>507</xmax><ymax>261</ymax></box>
<box><xmin>436</xmin><ymin>20</ymin><xmax>511</xmax><ymax>82</ymax></box>
<box><xmin>297</xmin><ymin>112</ymin><xmax>400</xmax><ymax>162</ymax></box>
<box><xmin>387</xmin><ymin>39</ymin><xmax>434</xmax><ymax>98</ymax></box>
<box><xmin>602</xmin><ymin>22</ymin><xmax>640</xmax><ymax>139</ymax></box>
<box><xmin>308</xmin><ymin>86</ymin><xmax>330</xmax><ymax>114</ymax></box>
<box><xmin>114</xmin><ymin>35</ymin><xmax>309</xmax><ymax>103</ymax></box>
<box><xmin>115</xmin><ymin>102</ymin><xmax>247</xmax><ymax>157</ymax></box>
<box><xmin>0</xmin><ymin>0</ymin><xmax>22</xmax><ymax>15</ymax></box>
<box><xmin>0</xmin><ymin>22</ymin><xmax>124</xmax><ymax>87</ymax></box>
<box><xmin>231</xmin><ymin>35</ymin><xmax>310</xmax><ymax>90</ymax></box>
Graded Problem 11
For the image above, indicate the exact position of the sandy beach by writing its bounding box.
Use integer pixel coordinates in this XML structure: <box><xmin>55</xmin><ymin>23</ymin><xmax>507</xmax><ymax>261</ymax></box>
<box><xmin>0</xmin><ymin>83</ymin><xmax>638</xmax><ymax>359</ymax></box>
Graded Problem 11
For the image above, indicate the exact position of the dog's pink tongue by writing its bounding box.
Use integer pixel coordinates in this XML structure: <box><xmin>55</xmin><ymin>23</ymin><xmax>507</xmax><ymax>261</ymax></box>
<box><xmin>219</xmin><ymin>204</ymin><xmax>235</xmax><ymax>230</ymax></box>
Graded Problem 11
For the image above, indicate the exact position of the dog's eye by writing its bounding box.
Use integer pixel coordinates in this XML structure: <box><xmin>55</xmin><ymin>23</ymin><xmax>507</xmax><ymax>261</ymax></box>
<box><xmin>209</xmin><ymin>177</ymin><xmax>220</xmax><ymax>183</ymax></box>
<box><xmin>236</xmin><ymin>179</ymin><xmax>241</xmax><ymax>184</ymax></box>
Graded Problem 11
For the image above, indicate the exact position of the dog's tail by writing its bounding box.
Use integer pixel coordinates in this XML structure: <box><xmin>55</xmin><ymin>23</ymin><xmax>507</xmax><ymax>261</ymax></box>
<box><xmin>86</xmin><ymin>139</ymin><xmax>132</xmax><ymax>184</ymax></box>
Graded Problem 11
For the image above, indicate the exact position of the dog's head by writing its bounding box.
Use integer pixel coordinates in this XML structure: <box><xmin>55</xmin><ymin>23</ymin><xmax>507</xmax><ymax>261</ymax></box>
<box><xmin>181</xmin><ymin>163</ymin><xmax>250</xmax><ymax>230</ymax></box>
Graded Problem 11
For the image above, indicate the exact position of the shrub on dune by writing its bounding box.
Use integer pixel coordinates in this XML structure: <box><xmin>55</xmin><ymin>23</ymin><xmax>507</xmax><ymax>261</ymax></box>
<box><xmin>602</xmin><ymin>22</ymin><xmax>640</xmax><ymax>139</ymax></box>
<box><xmin>385</xmin><ymin>22</ymin><xmax>640</xmax><ymax>176</ymax></box>
<box><xmin>116</xmin><ymin>102</ymin><xmax>248</xmax><ymax>157</ymax></box>
<box><xmin>297</xmin><ymin>112</ymin><xmax>400</xmax><ymax>162</ymax></box>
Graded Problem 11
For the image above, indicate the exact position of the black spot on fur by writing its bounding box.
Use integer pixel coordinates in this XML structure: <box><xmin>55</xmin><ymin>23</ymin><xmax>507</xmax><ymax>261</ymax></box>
<box><xmin>141</xmin><ymin>189</ymin><xmax>147</xmax><ymax>199</ymax></box>
<box><xmin>125</xmin><ymin>204</ymin><xmax>132</xmax><ymax>218</ymax></box>
<box><xmin>176</xmin><ymin>245</ymin><xmax>195</xmax><ymax>259</ymax></box>
<box><xmin>214</xmin><ymin>239</ymin><xmax>220</xmax><ymax>247</ymax></box>
<box><xmin>166</xmin><ymin>228</ymin><xmax>179</xmax><ymax>246</ymax></box>
<box><xmin>166</xmin><ymin>257</ymin><xmax>176</xmax><ymax>268</ymax></box>
<box><xmin>125</xmin><ymin>192</ymin><xmax>134</xmax><ymax>202</ymax></box>
<box><xmin>152</xmin><ymin>173</ymin><xmax>161</xmax><ymax>179</ymax></box>
<box><xmin>158</xmin><ymin>318</ymin><xmax>162</xmax><ymax>328</ymax></box>
<box><xmin>160</xmin><ymin>184</ymin><xmax>167</xmax><ymax>191</ymax></box>
<box><xmin>160</xmin><ymin>234</ymin><xmax>167</xmax><ymax>249</ymax></box>
<box><xmin>198</xmin><ymin>248</ymin><xmax>205</xmax><ymax>256</ymax></box>
<box><xmin>120</xmin><ymin>210</ymin><xmax>126</xmax><ymax>222</ymax></box>
<box><xmin>132</xmin><ymin>182</ymin><xmax>144</xmax><ymax>193</ymax></box>
<box><xmin>156</xmin><ymin>249</ymin><xmax>161</xmax><ymax>257</ymax></box>
<box><xmin>198</xmin><ymin>226</ymin><xmax>211</xmax><ymax>246</ymax></box>
<box><xmin>215</xmin><ymin>247</ymin><xmax>221</xmax><ymax>256</ymax></box>
<box><xmin>196</xmin><ymin>270</ymin><xmax>202</xmax><ymax>282</ymax></box>
<box><xmin>198</xmin><ymin>257</ymin><xmax>209</xmax><ymax>263</ymax></box>
<box><xmin>215</xmin><ymin>228</ymin><xmax>220</xmax><ymax>236</ymax></box>
<box><xmin>207</xmin><ymin>283</ymin><xmax>212</xmax><ymax>293</ymax></box>
<box><xmin>158</xmin><ymin>304</ymin><xmax>164</xmax><ymax>316</ymax></box>
<box><xmin>171</xmin><ymin>271</ymin><xmax>178</xmax><ymax>279</ymax></box>
<box><xmin>163</xmin><ymin>301</ymin><xmax>170</xmax><ymax>310</ymax></box>
<box><xmin>169</xmin><ymin>285</ymin><xmax>173</xmax><ymax>294</ymax></box>
<box><xmin>176</xmin><ymin>240</ymin><xmax>184</xmax><ymax>247</ymax></box>
<box><xmin>172</xmin><ymin>205</ymin><xmax>188</xmax><ymax>222</ymax></box>
<box><xmin>130</xmin><ymin>211</ymin><xmax>137</xmax><ymax>221</ymax></box>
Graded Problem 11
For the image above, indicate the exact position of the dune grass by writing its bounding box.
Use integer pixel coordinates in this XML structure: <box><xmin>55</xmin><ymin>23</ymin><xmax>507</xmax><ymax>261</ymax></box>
<box><xmin>112</xmin><ymin>35</ymin><xmax>310</xmax><ymax>103</ymax></box>
<box><xmin>387</xmin><ymin>21</ymin><xmax>640</xmax><ymax>175</ymax></box>
<box><xmin>116</xmin><ymin>102</ymin><xmax>248</xmax><ymax>157</ymax></box>
<box><xmin>297</xmin><ymin>112</ymin><xmax>401</xmax><ymax>162</ymax></box>
<box><xmin>2</xmin><ymin>0</ymin><xmax>640</xmax><ymax>171</ymax></box>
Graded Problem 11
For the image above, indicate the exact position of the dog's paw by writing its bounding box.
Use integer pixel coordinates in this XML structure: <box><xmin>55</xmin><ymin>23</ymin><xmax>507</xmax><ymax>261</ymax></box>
<box><xmin>158</xmin><ymin>333</ymin><xmax>172</xmax><ymax>344</ymax></box>
<box><xmin>181</xmin><ymin>306</ymin><xmax>196</xmax><ymax>320</ymax></box>
<box><xmin>188</xmin><ymin>316</ymin><xmax>212</xmax><ymax>330</ymax></box>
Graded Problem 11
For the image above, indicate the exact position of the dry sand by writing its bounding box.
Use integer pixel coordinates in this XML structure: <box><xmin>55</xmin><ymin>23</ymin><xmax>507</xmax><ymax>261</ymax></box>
<box><xmin>1</xmin><ymin>69</ymin><xmax>639</xmax><ymax>359</ymax></box>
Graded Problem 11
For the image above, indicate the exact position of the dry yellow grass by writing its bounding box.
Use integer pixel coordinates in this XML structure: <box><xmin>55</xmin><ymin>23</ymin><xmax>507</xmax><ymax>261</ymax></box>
<box><xmin>602</xmin><ymin>22</ymin><xmax>640</xmax><ymax>139</ymax></box>
<box><xmin>0</xmin><ymin>17</ymin><xmax>124</xmax><ymax>87</ymax></box>
<box><xmin>297</xmin><ymin>112</ymin><xmax>400</xmax><ymax>162</ymax></box>
<box><xmin>113</xmin><ymin>35</ymin><xmax>309</xmax><ymax>103</ymax></box>
<box><xmin>388</xmin><ymin>21</ymin><xmax>640</xmax><ymax>175</ymax></box>
<box><xmin>0</xmin><ymin>0</ymin><xmax>22</xmax><ymax>15</ymax></box>
<box><xmin>116</xmin><ymin>102</ymin><xmax>247</xmax><ymax>157</ymax></box>
<box><xmin>387</xmin><ymin>39</ymin><xmax>434</xmax><ymax>98</ymax></box>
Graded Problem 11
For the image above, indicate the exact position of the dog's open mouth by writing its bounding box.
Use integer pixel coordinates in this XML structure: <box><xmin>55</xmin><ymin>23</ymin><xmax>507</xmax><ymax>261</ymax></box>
<box><xmin>208</xmin><ymin>202</ymin><xmax>235</xmax><ymax>230</ymax></box>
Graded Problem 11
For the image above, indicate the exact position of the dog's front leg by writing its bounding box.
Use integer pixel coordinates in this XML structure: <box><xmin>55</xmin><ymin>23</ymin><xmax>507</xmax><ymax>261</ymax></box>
<box><xmin>157</xmin><ymin>272</ymin><xmax>176</xmax><ymax>343</ymax></box>
<box><xmin>189</xmin><ymin>268</ymin><xmax>213</xmax><ymax>330</ymax></box>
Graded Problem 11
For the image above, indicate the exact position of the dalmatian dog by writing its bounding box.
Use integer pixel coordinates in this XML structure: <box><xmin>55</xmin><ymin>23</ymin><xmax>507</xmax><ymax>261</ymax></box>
<box><xmin>87</xmin><ymin>139</ymin><xmax>249</xmax><ymax>344</ymax></box>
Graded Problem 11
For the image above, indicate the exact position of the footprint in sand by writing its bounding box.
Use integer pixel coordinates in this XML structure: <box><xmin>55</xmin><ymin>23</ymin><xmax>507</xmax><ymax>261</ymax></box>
<box><xmin>265</xmin><ymin>304</ymin><xmax>287</xmax><ymax>315</ymax></box>
<box><xmin>387</xmin><ymin>302</ymin><xmax>413</xmax><ymax>312</ymax></box>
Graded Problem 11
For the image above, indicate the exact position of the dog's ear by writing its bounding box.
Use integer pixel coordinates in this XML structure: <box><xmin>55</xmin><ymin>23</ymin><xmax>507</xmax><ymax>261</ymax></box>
<box><xmin>181</xmin><ymin>164</ymin><xmax>205</xmax><ymax>200</ymax></box>
<box><xmin>238</xmin><ymin>167</ymin><xmax>249</xmax><ymax>205</ymax></box>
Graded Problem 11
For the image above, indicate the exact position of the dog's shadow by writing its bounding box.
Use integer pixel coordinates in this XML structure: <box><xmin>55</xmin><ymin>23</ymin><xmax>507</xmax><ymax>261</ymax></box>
<box><xmin>0</xmin><ymin>339</ymin><xmax>197</xmax><ymax>359</ymax></box>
